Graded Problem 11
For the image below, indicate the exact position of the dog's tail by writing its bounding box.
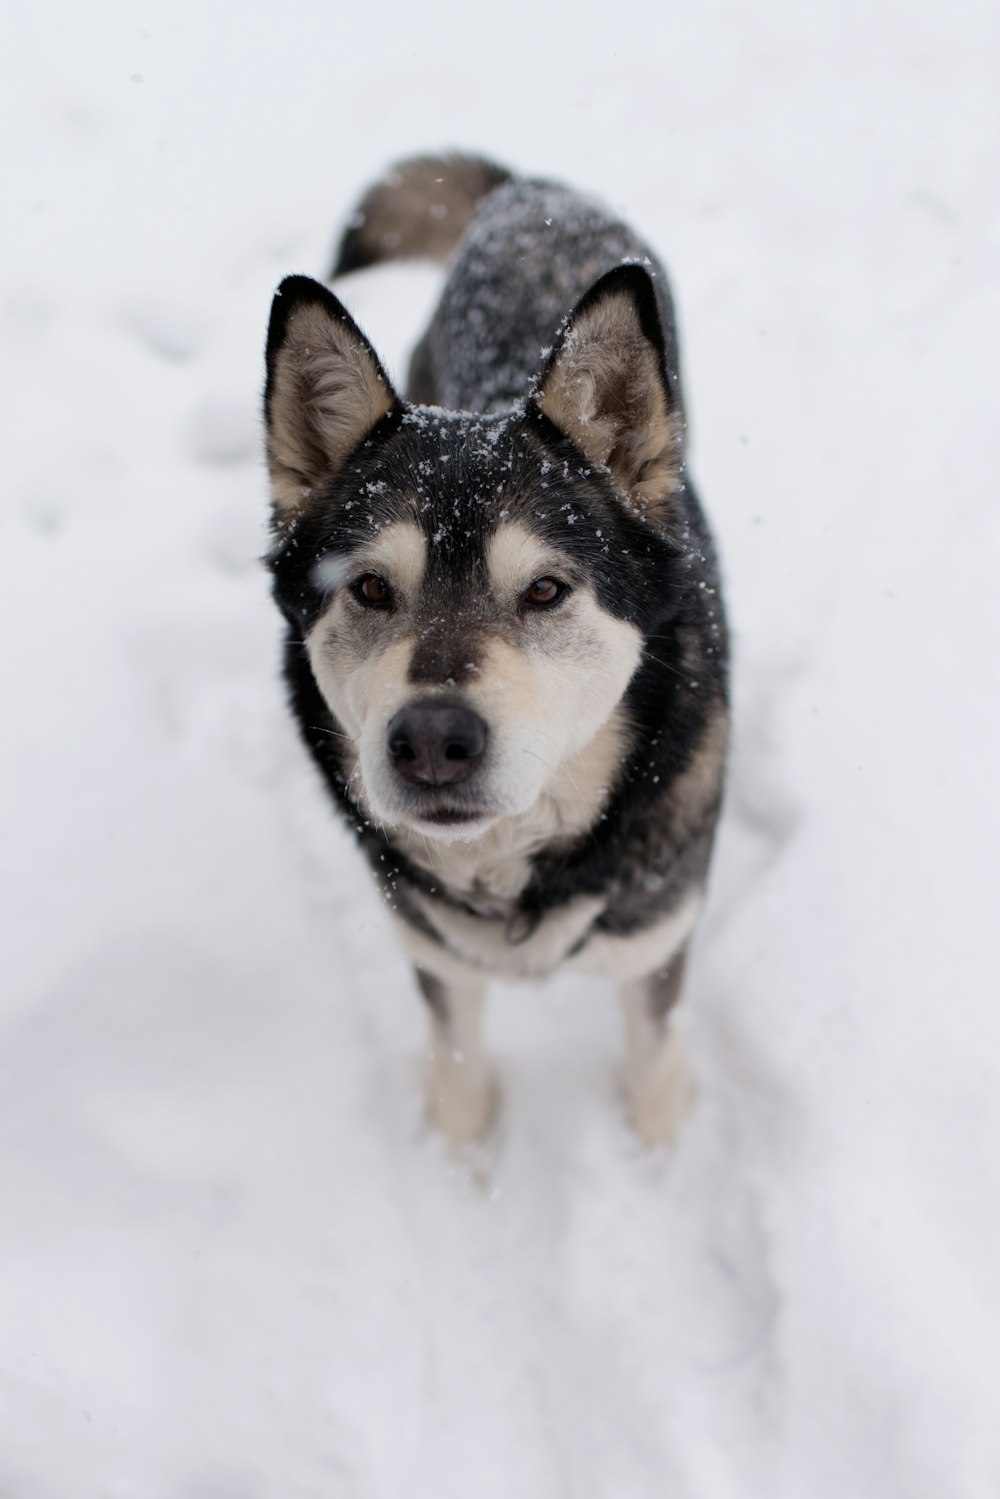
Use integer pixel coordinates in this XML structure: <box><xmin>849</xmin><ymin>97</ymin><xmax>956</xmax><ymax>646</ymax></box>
<box><xmin>330</xmin><ymin>153</ymin><xmax>512</xmax><ymax>277</ymax></box>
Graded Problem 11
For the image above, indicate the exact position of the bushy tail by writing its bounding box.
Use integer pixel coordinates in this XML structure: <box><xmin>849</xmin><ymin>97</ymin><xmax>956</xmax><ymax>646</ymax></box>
<box><xmin>331</xmin><ymin>153</ymin><xmax>512</xmax><ymax>277</ymax></box>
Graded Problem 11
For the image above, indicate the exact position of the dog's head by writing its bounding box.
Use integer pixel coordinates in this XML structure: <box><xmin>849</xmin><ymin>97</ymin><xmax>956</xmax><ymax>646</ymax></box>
<box><xmin>264</xmin><ymin>267</ymin><xmax>688</xmax><ymax>841</ymax></box>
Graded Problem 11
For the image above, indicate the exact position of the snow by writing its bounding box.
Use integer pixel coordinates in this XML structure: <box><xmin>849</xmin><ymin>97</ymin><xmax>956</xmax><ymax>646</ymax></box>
<box><xmin>2</xmin><ymin>1</ymin><xmax>999</xmax><ymax>1494</ymax></box>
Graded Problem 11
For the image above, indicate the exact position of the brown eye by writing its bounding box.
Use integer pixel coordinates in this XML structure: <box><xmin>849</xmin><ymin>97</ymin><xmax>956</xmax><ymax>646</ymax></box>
<box><xmin>356</xmin><ymin>573</ymin><xmax>393</xmax><ymax>608</ymax></box>
<box><xmin>524</xmin><ymin>576</ymin><xmax>565</xmax><ymax>608</ymax></box>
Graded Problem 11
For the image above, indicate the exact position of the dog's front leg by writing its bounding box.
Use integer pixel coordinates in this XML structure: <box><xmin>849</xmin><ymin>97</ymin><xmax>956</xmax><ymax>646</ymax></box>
<box><xmin>619</xmin><ymin>945</ymin><xmax>696</xmax><ymax>1147</ymax></box>
<box><xmin>415</xmin><ymin>968</ymin><xmax>497</xmax><ymax>1145</ymax></box>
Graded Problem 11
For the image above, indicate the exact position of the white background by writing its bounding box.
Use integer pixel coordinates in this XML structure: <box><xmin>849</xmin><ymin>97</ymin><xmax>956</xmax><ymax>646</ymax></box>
<box><xmin>1</xmin><ymin>1</ymin><xmax>998</xmax><ymax>1494</ymax></box>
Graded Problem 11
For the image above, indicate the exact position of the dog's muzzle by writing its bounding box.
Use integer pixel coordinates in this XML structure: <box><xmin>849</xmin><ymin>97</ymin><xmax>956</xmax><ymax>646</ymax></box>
<box><xmin>386</xmin><ymin>699</ymin><xmax>488</xmax><ymax>787</ymax></box>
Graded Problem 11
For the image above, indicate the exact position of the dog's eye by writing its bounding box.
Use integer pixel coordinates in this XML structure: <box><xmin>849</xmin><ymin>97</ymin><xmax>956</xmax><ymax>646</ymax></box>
<box><xmin>523</xmin><ymin>576</ymin><xmax>566</xmax><ymax>609</ymax></box>
<box><xmin>354</xmin><ymin>573</ymin><xmax>393</xmax><ymax>609</ymax></box>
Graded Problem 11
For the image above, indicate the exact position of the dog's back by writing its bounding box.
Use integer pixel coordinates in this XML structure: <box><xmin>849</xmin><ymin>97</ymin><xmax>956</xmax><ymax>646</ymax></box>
<box><xmin>332</xmin><ymin>156</ymin><xmax>682</xmax><ymax>415</ymax></box>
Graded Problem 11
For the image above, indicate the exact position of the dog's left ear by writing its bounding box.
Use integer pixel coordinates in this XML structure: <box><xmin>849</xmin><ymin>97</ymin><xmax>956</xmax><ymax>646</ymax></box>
<box><xmin>264</xmin><ymin>274</ymin><xmax>400</xmax><ymax>520</ymax></box>
<box><xmin>532</xmin><ymin>264</ymin><xmax>683</xmax><ymax>515</ymax></box>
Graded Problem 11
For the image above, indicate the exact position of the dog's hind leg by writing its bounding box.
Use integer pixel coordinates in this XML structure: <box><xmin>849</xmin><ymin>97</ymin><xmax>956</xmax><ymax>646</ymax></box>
<box><xmin>618</xmin><ymin>945</ymin><xmax>696</xmax><ymax>1147</ymax></box>
<box><xmin>415</xmin><ymin>968</ymin><xmax>497</xmax><ymax>1145</ymax></box>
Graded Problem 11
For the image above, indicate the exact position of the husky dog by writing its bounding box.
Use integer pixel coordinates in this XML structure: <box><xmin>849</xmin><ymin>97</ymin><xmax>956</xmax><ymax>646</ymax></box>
<box><xmin>263</xmin><ymin>155</ymin><xmax>728</xmax><ymax>1147</ymax></box>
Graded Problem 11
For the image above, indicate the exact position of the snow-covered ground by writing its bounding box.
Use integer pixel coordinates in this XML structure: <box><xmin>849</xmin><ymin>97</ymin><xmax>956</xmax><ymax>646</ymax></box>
<box><xmin>2</xmin><ymin>1</ymin><xmax>998</xmax><ymax>1494</ymax></box>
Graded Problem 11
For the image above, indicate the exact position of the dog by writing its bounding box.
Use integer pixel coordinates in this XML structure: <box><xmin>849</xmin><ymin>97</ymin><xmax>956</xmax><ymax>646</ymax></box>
<box><xmin>262</xmin><ymin>154</ymin><xmax>729</xmax><ymax>1146</ymax></box>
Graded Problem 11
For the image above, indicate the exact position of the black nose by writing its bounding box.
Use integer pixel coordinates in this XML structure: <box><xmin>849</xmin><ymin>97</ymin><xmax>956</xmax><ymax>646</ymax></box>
<box><xmin>386</xmin><ymin>701</ymin><xmax>488</xmax><ymax>786</ymax></box>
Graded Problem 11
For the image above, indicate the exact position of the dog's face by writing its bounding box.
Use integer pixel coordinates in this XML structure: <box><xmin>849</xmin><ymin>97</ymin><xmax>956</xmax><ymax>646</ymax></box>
<box><xmin>302</xmin><ymin>477</ymin><xmax>644</xmax><ymax>839</ymax></box>
<box><xmin>264</xmin><ymin>270</ymin><xmax>686</xmax><ymax>841</ymax></box>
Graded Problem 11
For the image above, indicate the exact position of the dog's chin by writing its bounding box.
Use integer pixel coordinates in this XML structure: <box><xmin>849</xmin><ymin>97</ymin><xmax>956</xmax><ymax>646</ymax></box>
<box><xmin>363</xmin><ymin>765</ymin><xmax>544</xmax><ymax>844</ymax></box>
<box><xmin>393</xmin><ymin>805</ymin><xmax>504</xmax><ymax>844</ymax></box>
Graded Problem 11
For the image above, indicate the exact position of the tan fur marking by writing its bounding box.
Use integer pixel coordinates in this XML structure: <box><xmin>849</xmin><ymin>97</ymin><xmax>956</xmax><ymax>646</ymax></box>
<box><xmin>267</xmin><ymin>302</ymin><xmax>394</xmax><ymax>518</ymax></box>
<box><xmin>485</xmin><ymin>524</ymin><xmax>561</xmax><ymax>602</ymax></box>
<box><xmin>667</xmin><ymin>698</ymin><xmax>729</xmax><ymax>838</ymax></box>
<box><xmin>305</xmin><ymin>623</ymin><xmax>408</xmax><ymax>740</ymax></box>
<box><xmin>538</xmin><ymin>289</ymin><xmax>682</xmax><ymax>512</ymax></box>
<box><xmin>361</xmin><ymin>522</ymin><xmax>427</xmax><ymax>604</ymax></box>
<box><xmin>619</xmin><ymin>1003</ymin><xmax>696</xmax><ymax>1147</ymax></box>
<box><xmin>422</xmin><ymin>976</ymin><xmax>497</xmax><ymax>1144</ymax></box>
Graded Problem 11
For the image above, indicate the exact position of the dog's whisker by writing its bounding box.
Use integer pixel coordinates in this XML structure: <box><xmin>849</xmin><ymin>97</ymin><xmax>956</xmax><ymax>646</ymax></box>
<box><xmin>642</xmin><ymin>650</ymin><xmax>687</xmax><ymax>679</ymax></box>
<box><xmin>521</xmin><ymin>742</ymin><xmax>585</xmax><ymax>799</ymax></box>
<box><xmin>520</xmin><ymin>746</ymin><xmax>556</xmax><ymax>771</ymax></box>
<box><xmin>311</xmin><ymin>723</ymin><xmax>358</xmax><ymax>744</ymax></box>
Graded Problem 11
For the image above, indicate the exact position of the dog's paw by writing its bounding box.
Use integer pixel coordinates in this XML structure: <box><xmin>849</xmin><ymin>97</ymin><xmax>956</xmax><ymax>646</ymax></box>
<box><xmin>623</xmin><ymin>1029</ymin><xmax>697</xmax><ymax>1149</ymax></box>
<box><xmin>425</xmin><ymin>1048</ymin><xmax>499</xmax><ymax>1146</ymax></box>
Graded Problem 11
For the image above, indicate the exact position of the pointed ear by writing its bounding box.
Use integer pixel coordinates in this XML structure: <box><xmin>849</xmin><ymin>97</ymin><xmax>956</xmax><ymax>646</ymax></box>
<box><xmin>533</xmin><ymin>264</ymin><xmax>683</xmax><ymax>515</ymax></box>
<box><xmin>264</xmin><ymin>274</ymin><xmax>399</xmax><ymax>519</ymax></box>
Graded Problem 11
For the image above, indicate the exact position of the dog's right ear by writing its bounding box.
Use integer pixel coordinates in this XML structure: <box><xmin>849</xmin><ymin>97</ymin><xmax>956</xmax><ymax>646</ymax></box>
<box><xmin>264</xmin><ymin>275</ymin><xmax>400</xmax><ymax>520</ymax></box>
<box><xmin>531</xmin><ymin>264</ymin><xmax>683</xmax><ymax>520</ymax></box>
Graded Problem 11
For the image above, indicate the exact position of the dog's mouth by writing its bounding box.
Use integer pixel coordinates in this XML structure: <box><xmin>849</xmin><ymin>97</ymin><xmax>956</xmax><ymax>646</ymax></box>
<box><xmin>393</xmin><ymin>798</ymin><xmax>503</xmax><ymax>840</ymax></box>
<box><xmin>412</xmin><ymin>805</ymin><xmax>497</xmax><ymax>828</ymax></box>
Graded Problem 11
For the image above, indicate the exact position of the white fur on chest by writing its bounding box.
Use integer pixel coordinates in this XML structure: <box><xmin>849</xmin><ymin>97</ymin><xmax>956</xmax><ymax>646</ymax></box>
<box><xmin>401</xmin><ymin>890</ymin><xmax>605</xmax><ymax>982</ymax></box>
<box><xmin>396</xmin><ymin>884</ymin><xmax>701</xmax><ymax>987</ymax></box>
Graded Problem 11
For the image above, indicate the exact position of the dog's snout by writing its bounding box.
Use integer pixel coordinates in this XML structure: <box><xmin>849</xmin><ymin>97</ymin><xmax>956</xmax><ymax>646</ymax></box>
<box><xmin>387</xmin><ymin>701</ymin><xmax>488</xmax><ymax>786</ymax></box>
